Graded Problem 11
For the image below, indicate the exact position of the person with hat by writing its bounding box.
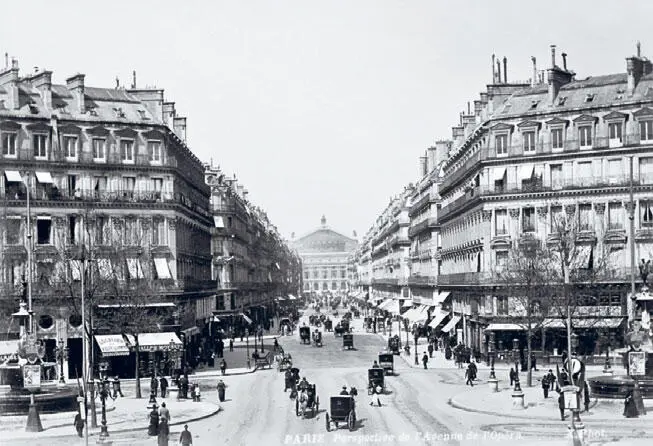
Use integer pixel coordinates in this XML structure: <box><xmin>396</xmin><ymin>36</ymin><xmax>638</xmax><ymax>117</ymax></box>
<box><xmin>112</xmin><ymin>375</ymin><xmax>124</xmax><ymax>398</ymax></box>
<box><xmin>179</xmin><ymin>424</ymin><xmax>193</xmax><ymax>445</ymax></box>
<box><xmin>339</xmin><ymin>386</ymin><xmax>349</xmax><ymax>395</ymax></box>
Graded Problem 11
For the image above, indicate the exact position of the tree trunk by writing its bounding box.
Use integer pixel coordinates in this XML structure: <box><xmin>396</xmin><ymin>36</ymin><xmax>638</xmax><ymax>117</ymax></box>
<box><xmin>527</xmin><ymin>326</ymin><xmax>533</xmax><ymax>387</ymax></box>
<box><xmin>135</xmin><ymin>339</ymin><xmax>142</xmax><ymax>398</ymax></box>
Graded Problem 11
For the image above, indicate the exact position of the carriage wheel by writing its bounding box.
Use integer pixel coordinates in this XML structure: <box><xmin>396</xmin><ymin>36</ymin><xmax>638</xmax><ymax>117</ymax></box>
<box><xmin>325</xmin><ymin>413</ymin><xmax>330</xmax><ymax>432</ymax></box>
<box><xmin>348</xmin><ymin>411</ymin><xmax>356</xmax><ymax>431</ymax></box>
<box><xmin>295</xmin><ymin>398</ymin><xmax>299</xmax><ymax>416</ymax></box>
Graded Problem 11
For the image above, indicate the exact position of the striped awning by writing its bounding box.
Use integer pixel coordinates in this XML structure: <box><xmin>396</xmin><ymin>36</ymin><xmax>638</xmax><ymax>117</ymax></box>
<box><xmin>485</xmin><ymin>323</ymin><xmax>525</xmax><ymax>331</ymax></box>
<box><xmin>428</xmin><ymin>310</ymin><xmax>449</xmax><ymax>329</ymax></box>
<box><xmin>125</xmin><ymin>332</ymin><xmax>183</xmax><ymax>352</ymax></box>
<box><xmin>95</xmin><ymin>335</ymin><xmax>130</xmax><ymax>357</ymax></box>
<box><xmin>442</xmin><ymin>315</ymin><xmax>461</xmax><ymax>332</ymax></box>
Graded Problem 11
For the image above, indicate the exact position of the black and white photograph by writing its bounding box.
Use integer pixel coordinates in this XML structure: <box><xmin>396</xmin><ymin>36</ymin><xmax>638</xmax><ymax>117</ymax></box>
<box><xmin>1</xmin><ymin>1</ymin><xmax>653</xmax><ymax>445</ymax></box>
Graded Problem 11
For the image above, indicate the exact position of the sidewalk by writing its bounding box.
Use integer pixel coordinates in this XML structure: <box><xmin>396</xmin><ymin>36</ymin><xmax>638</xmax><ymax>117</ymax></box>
<box><xmin>0</xmin><ymin>393</ymin><xmax>221</xmax><ymax>441</ymax></box>
<box><xmin>449</xmin><ymin>379</ymin><xmax>653</xmax><ymax>423</ymax></box>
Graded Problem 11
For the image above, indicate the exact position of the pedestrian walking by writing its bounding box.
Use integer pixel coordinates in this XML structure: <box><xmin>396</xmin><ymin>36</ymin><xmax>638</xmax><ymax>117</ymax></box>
<box><xmin>158</xmin><ymin>418</ymin><xmax>169</xmax><ymax>446</ymax></box>
<box><xmin>217</xmin><ymin>379</ymin><xmax>226</xmax><ymax>402</ymax></box>
<box><xmin>465</xmin><ymin>364</ymin><xmax>474</xmax><ymax>387</ymax></box>
<box><xmin>112</xmin><ymin>375</ymin><xmax>124</xmax><ymax>398</ymax></box>
<box><xmin>509</xmin><ymin>368</ymin><xmax>516</xmax><ymax>386</ymax></box>
<box><xmin>531</xmin><ymin>353</ymin><xmax>538</xmax><ymax>371</ymax></box>
<box><xmin>148</xmin><ymin>406</ymin><xmax>160</xmax><ymax>436</ymax></box>
<box><xmin>624</xmin><ymin>390</ymin><xmax>639</xmax><ymax>418</ymax></box>
<box><xmin>159</xmin><ymin>402</ymin><xmax>170</xmax><ymax>423</ymax></box>
<box><xmin>541</xmin><ymin>374</ymin><xmax>550</xmax><ymax>398</ymax></box>
<box><xmin>74</xmin><ymin>412</ymin><xmax>84</xmax><ymax>438</ymax></box>
<box><xmin>546</xmin><ymin>369</ymin><xmax>556</xmax><ymax>391</ymax></box>
<box><xmin>422</xmin><ymin>352</ymin><xmax>429</xmax><ymax>369</ymax></box>
<box><xmin>151</xmin><ymin>376</ymin><xmax>159</xmax><ymax>398</ymax></box>
<box><xmin>469</xmin><ymin>361</ymin><xmax>478</xmax><ymax>380</ymax></box>
<box><xmin>557</xmin><ymin>390</ymin><xmax>565</xmax><ymax>421</ymax></box>
<box><xmin>179</xmin><ymin>424</ymin><xmax>193</xmax><ymax>445</ymax></box>
<box><xmin>160</xmin><ymin>376</ymin><xmax>168</xmax><ymax>398</ymax></box>
<box><xmin>583</xmin><ymin>381</ymin><xmax>590</xmax><ymax>412</ymax></box>
<box><xmin>229</xmin><ymin>338</ymin><xmax>234</xmax><ymax>352</ymax></box>
<box><xmin>427</xmin><ymin>343</ymin><xmax>434</xmax><ymax>358</ymax></box>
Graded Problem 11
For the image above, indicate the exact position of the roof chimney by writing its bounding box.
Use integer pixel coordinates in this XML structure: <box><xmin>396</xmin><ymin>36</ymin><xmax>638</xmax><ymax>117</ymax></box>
<box><xmin>496</xmin><ymin>59</ymin><xmax>502</xmax><ymax>84</ymax></box>
<box><xmin>66</xmin><ymin>74</ymin><xmax>86</xmax><ymax>114</ymax></box>
<box><xmin>115</xmin><ymin>76</ymin><xmax>120</xmax><ymax>89</ymax></box>
<box><xmin>531</xmin><ymin>57</ymin><xmax>537</xmax><ymax>87</ymax></box>
<box><xmin>0</xmin><ymin>59</ymin><xmax>19</xmax><ymax>109</ymax></box>
<box><xmin>627</xmin><ymin>42</ymin><xmax>646</xmax><ymax>96</ymax></box>
<box><xmin>503</xmin><ymin>56</ymin><xmax>507</xmax><ymax>83</ymax></box>
<box><xmin>547</xmin><ymin>45</ymin><xmax>573</xmax><ymax>104</ymax></box>
<box><xmin>3</xmin><ymin>53</ymin><xmax>7</xmax><ymax>69</ymax></box>
<box><xmin>562</xmin><ymin>53</ymin><xmax>568</xmax><ymax>71</ymax></box>
<box><xmin>173</xmin><ymin>116</ymin><xmax>187</xmax><ymax>142</ymax></box>
<box><xmin>419</xmin><ymin>155</ymin><xmax>428</xmax><ymax>177</ymax></box>
<box><xmin>550</xmin><ymin>45</ymin><xmax>556</xmax><ymax>68</ymax></box>
<box><xmin>163</xmin><ymin>102</ymin><xmax>176</xmax><ymax>127</ymax></box>
<box><xmin>132</xmin><ymin>70</ymin><xmax>137</xmax><ymax>89</ymax></box>
<box><xmin>31</xmin><ymin>70</ymin><xmax>53</xmax><ymax>110</ymax></box>
<box><xmin>491</xmin><ymin>54</ymin><xmax>496</xmax><ymax>83</ymax></box>
<box><xmin>467</xmin><ymin>102</ymin><xmax>471</xmax><ymax>115</ymax></box>
<box><xmin>638</xmin><ymin>41</ymin><xmax>642</xmax><ymax>58</ymax></box>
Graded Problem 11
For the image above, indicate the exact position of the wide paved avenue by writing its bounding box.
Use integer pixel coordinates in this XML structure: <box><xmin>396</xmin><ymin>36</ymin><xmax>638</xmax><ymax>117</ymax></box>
<box><xmin>8</xmin><ymin>308</ymin><xmax>650</xmax><ymax>446</ymax></box>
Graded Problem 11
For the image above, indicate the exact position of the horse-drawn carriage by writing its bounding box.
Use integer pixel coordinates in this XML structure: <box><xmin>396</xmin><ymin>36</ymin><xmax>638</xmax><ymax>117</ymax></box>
<box><xmin>277</xmin><ymin>353</ymin><xmax>292</xmax><ymax>372</ymax></box>
<box><xmin>334</xmin><ymin>323</ymin><xmax>344</xmax><ymax>337</ymax></box>
<box><xmin>295</xmin><ymin>383</ymin><xmax>319</xmax><ymax>418</ymax></box>
<box><xmin>325</xmin><ymin>396</ymin><xmax>356</xmax><ymax>432</ymax></box>
<box><xmin>341</xmin><ymin>320</ymin><xmax>350</xmax><ymax>333</ymax></box>
<box><xmin>364</xmin><ymin>317</ymin><xmax>373</xmax><ymax>332</ymax></box>
<box><xmin>378</xmin><ymin>353</ymin><xmax>394</xmax><ymax>375</ymax></box>
<box><xmin>368</xmin><ymin>368</ymin><xmax>385</xmax><ymax>395</ymax></box>
<box><xmin>312</xmin><ymin>331</ymin><xmax>323</xmax><ymax>347</ymax></box>
<box><xmin>299</xmin><ymin>326</ymin><xmax>311</xmax><ymax>344</ymax></box>
<box><xmin>280</xmin><ymin>318</ymin><xmax>294</xmax><ymax>336</ymax></box>
<box><xmin>343</xmin><ymin>333</ymin><xmax>354</xmax><ymax>350</ymax></box>
<box><xmin>388</xmin><ymin>335</ymin><xmax>401</xmax><ymax>355</ymax></box>
<box><xmin>285</xmin><ymin>367</ymin><xmax>300</xmax><ymax>393</ymax></box>
<box><xmin>376</xmin><ymin>319</ymin><xmax>385</xmax><ymax>331</ymax></box>
<box><xmin>324</xmin><ymin>319</ymin><xmax>333</xmax><ymax>332</ymax></box>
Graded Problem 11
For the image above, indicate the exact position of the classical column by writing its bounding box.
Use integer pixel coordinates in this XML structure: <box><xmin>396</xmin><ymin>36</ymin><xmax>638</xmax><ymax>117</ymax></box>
<box><xmin>55</xmin><ymin>318</ymin><xmax>69</xmax><ymax>381</ymax></box>
<box><xmin>509</xmin><ymin>208</ymin><xmax>520</xmax><ymax>238</ymax></box>
<box><xmin>537</xmin><ymin>206</ymin><xmax>548</xmax><ymax>236</ymax></box>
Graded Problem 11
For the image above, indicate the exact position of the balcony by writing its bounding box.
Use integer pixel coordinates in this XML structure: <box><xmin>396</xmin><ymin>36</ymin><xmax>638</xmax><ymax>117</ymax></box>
<box><xmin>407</xmin><ymin>275</ymin><xmax>437</xmax><ymax>286</ymax></box>
<box><xmin>371</xmin><ymin>277</ymin><xmax>399</xmax><ymax>286</ymax></box>
<box><xmin>438</xmin><ymin>272</ymin><xmax>492</xmax><ymax>286</ymax></box>
<box><xmin>408</xmin><ymin>219</ymin><xmax>429</xmax><ymax>237</ymax></box>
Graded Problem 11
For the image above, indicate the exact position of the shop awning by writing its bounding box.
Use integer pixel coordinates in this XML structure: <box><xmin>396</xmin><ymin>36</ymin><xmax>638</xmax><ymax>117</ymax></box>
<box><xmin>542</xmin><ymin>318</ymin><xmax>625</xmax><ymax>329</ymax></box>
<box><xmin>485</xmin><ymin>323</ymin><xmax>526</xmax><ymax>331</ymax></box>
<box><xmin>0</xmin><ymin>340</ymin><xmax>19</xmax><ymax>357</ymax></box>
<box><xmin>377</xmin><ymin>299</ymin><xmax>393</xmax><ymax>310</ymax></box>
<box><xmin>96</xmin><ymin>258</ymin><xmax>113</xmax><ymax>279</ymax></box>
<box><xmin>384</xmin><ymin>300</ymin><xmax>400</xmax><ymax>315</ymax></box>
<box><xmin>95</xmin><ymin>334</ymin><xmax>130</xmax><ymax>357</ymax></box>
<box><xmin>153</xmin><ymin>258</ymin><xmax>172</xmax><ymax>280</ymax></box>
<box><xmin>636</xmin><ymin>291</ymin><xmax>653</xmax><ymax>301</ymax></box>
<box><xmin>126</xmin><ymin>258</ymin><xmax>143</xmax><ymax>279</ymax></box>
<box><xmin>125</xmin><ymin>332</ymin><xmax>182</xmax><ymax>352</ymax></box>
<box><xmin>442</xmin><ymin>315</ymin><xmax>461</xmax><ymax>332</ymax></box>
<box><xmin>241</xmin><ymin>313</ymin><xmax>253</xmax><ymax>324</ymax></box>
<box><xmin>434</xmin><ymin>291</ymin><xmax>451</xmax><ymax>305</ymax></box>
<box><xmin>518</xmin><ymin>164</ymin><xmax>534</xmax><ymax>181</ymax></box>
<box><xmin>213</xmin><ymin>216</ymin><xmax>225</xmax><ymax>228</ymax></box>
<box><xmin>4</xmin><ymin>170</ymin><xmax>22</xmax><ymax>182</ymax></box>
<box><xmin>401</xmin><ymin>299</ymin><xmax>413</xmax><ymax>308</ymax></box>
<box><xmin>276</xmin><ymin>296</ymin><xmax>286</xmax><ymax>301</ymax></box>
<box><xmin>35</xmin><ymin>171</ymin><xmax>54</xmax><ymax>183</ymax></box>
<box><xmin>428</xmin><ymin>310</ymin><xmax>449</xmax><ymax>329</ymax></box>
<box><xmin>288</xmin><ymin>295</ymin><xmax>297</xmax><ymax>300</ymax></box>
<box><xmin>401</xmin><ymin>308</ymin><xmax>418</xmax><ymax>321</ymax></box>
<box><xmin>182</xmin><ymin>326</ymin><xmax>199</xmax><ymax>336</ymax></box>
<box><xmin>493</xmin><ymin>167</ymin><xmax>507</xmax><ymax>182</ymax></box>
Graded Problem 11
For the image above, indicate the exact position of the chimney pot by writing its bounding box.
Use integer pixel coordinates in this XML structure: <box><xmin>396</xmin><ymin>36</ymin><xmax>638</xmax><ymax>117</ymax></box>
<box><xmin>4</xmin><ymin>53</ymin><xmax>7</xmax><ymax>69</ymax></box>
<box><xmin>637</xmin><ymin>41</ymin><xmax>642</xmax><ymax>58</ymax></box>
<box><xmin>132</xmin><ymin>70</ymin><xmax>136</xmax><ymax>89</ymax></box>
<box><xmin>496</xmin><ymin>60</ymin><xmax>502</xmax><ymax>84</ymax></box>
<box><xmin>562</xmin><ymin>53</ymin><xmax>568</xmax><ymax>71</ymax></box>
<box><xmin>551</xmin><ymin>45</ymin><xmax>557</xmax><ymax>68</ymax></box>
<box><xmin>34</xmin><ymin>66</ymin><xmax>38</xmax><ymax>73</ymax></box>
<box><xmin>531</xmin><ymin>57</ymin><xmax>537</xmax><ymax>87</ymax></box>
<box><xmin>503</xmin><ymin>56</ymin><xmax>507</xmax><ymax>83</ymax></box>
<box><xmin>66</xmin><ymin>74</ymin><xmax>86</xmax><ymax>114</ymax></box>
<box><xmin>11</xmin><ymin>58</ymin><xmax>18</xmax><ymax>69</ymax></box>
<box><xmin>491</xmin><ymin>54</ymin><xmax>496</xmax><ymax>83</ymax></box>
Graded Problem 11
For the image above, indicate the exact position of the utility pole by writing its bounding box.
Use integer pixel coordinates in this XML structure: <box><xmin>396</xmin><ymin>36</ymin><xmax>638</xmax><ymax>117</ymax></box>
<box><xmin>25</xmin><ymin>172</ymin><xmax>33</xmax><ymax>334</ymax></box>
<box><xmin>629</xmin><ymin>155</ymin><xmax>637</xmax><ymax>323</ymax></box>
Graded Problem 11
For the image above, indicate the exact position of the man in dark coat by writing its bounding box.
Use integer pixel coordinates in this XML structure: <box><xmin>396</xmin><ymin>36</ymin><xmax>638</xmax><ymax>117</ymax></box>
<box><xmin>150</xmin><ymin>376</ymin><xmax>159</xmax><ymax>397</ymax></box>
<box><xmin>624</xmin><ymin>390</ymin><xmax>639</xmax><ymax>418</ymax></box>
<box><xmin>422</xmin><ymin>352</ymin><xmax>429</xmax><ymax>370</ymax></box>
<box><xmin>557</xmin><ymin>390</ymin><xmax>565</xmax><ymax>420</ymax></box>
<box><xmin>148</xmin><ymin>406</ymin><xmax>160</xmax><ymax>436</ymax></box>
<box><xmin>509</xmin><ymin>368</ymin><xmax>517</xmax><ymax>386</ymax></box>
<box><xmin>541</xmin><ymin>373</ymin><xmax>550</xmax><ymax>398</ymax></box>
<box><xmin>465</xmin><ymin>364</ymin><xmax>474</xmax><ymax>387</ymax></box>
<box><xmin>583</xmin><ymin>382</ymin><xmax>590</xmax><ymax>412</ymax></box>
<box><xmin>179</xmin><ymin>424</ymin><xmax>193</xmax><ymax>446</ymax></box>
<box><xmin>112</xmin><ymin>376</ymin><xmax>124</xmax><ymax>398</ymax></box>
<box><xmin>160</xmin><ymin>376</ymin><xmax>168</xmax><ymax>398</ymax></box>
<box><xmin>427</xmin><ymin>343</ymin><xmax>434</xmax><ymax>358</ymax></box>
<box><xmin>229</xmin><ymin>338</ymin><xmax>234</xmax><ymax>352</ymax></box>
<box><xmin>74</xmin><ymin>412</ymin><xmax>84</xmax><ymax>437</ymax></box>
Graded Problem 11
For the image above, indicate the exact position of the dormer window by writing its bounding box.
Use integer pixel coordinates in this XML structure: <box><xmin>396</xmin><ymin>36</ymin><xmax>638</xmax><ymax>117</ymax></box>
<box><xmin>557</xmin><ymin>96</ymin><xmax>567</xmax><ymax>106</ymax></box>
<box><xmin>148</xmin><ymin>140</ymin><xmax>162</xmax><ymax>164</ymax></box>
<box><xmin>608</xmin><ymin>122</ymin><xmax>623</xmax><ymax>147</ymax></box>
<box><xmin>33</xmin><ymin>133</ymin><xmax>48</xmax><ymax>159</ymax></box>
<box><xmin>120</xmin><ymin>139</ymin><xmax>134</xmax><ymax>163</ymax></box>
<box><xmin>579</xmin><ymin>126</ymin><xmax>593</xmax><ymax>148</ymax></box>
<box><xmin>114</xmin><ymin>108</ymin><xmax>126</xmax><ymax>119</ymax></box>
<box><xmin>640</xmin><ymin>120</ymin><xmax>653</xmax><ymax>142</ymax></box>
<box><xmin>495</xmin><ymin>134</ymin><xmax>508</xmax><ymax>155</ymax></box>
<box><xmin>523</xmin><ymin>131</ymin><xmax>536</xmax><ymax>153</ymax></box>
<box><xmin>92</xmin><ymin>138</ymin><xmax>106</xmax><ymax>162</ymax></box>
<box><xmin>63</xmin><ymin>135</ymin><xmax>78</xmax><ymax>160</ymax></box>
<box><xmin>530</xmin><ymin>100</ymin><xmax>540</xmax><ymax>110</ymax></box>
<box><xmin>585</xmin><ymin>94</ymin><xmax>595</xmax><ymax>103</ymax></box>
<box><xmin>551</xmin><ymin>128</ymin><xmax>564</xmax><ymax>150</ymax></box>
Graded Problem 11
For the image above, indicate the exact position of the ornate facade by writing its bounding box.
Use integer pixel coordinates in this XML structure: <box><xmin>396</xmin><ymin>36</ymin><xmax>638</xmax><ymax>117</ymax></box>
<box><xmin>205</xmin><ymin>163</ymin><xmax>302</xmax><ymax>325</ymax></box>
<box><xmin>293</xmin><ymin>216</ymin><xmax>357</xmax><ymax>295</ymax></box>
<box><xmin>0</xmin><ymin>61</ymin><xmax>213</xmax><ymax>377</ymax></box>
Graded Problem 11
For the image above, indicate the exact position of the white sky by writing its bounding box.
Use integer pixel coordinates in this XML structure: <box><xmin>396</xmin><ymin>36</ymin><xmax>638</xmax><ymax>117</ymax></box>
<box><xmin>2</xmin><ymin>0</ymin><xmax>652</xmax><ymax>239</ymax></box>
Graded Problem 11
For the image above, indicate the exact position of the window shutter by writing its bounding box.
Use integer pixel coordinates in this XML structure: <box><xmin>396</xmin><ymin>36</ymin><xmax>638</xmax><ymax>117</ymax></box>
<box><xmin>148</xmin><ymin>142</ymin><xmax>153</xmax><ymax>161</ymax></box>
<box><xmin>120</xmin><ymin>141</ymin><xmax>125</xmax><ymax>159</ymax></box>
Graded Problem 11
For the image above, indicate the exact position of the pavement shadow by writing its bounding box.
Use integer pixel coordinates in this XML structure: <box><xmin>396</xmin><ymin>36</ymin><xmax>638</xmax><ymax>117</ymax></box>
<box><xmin>354</xmin><ymin>417</ymin><xmax>366</xmax><ymax>430</ymax></box>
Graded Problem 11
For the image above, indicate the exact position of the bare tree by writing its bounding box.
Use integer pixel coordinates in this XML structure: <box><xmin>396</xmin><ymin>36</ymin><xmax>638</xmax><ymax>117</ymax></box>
<box><xmin>493</xmin><ymin>240</ymin><xmax>557</xmax><ymax>386</ymax></box>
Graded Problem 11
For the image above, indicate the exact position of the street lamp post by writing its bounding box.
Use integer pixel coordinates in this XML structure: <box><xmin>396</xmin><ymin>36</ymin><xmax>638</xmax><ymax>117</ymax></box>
<box><xmin>512</xmin><ymin>338</ymin><xmax>522</xmax><ymax>392</ymax></box>
<box><xmin>96</xmin><ymin>377</ymin><xmax>110</xmax><ymax>442</ymax></box>
<box><xmin>55</xmin><ymin>338</ymin><xmax>68</xmax><ymax>385</ymax></box>
<box><xmin>414</xmin><ymin>333</ymin><xmax>419</xmax><ymax>366</ymax></box>
<box><xmin>246</xmin><ymin>329</ymin><xmax>251</xmax><ymax>369</ymax></box>
<box><xmin>602</xmin><ymin>333</ymin><xmax>613</xmax><ymax>375</ymax></box>
<box><xmin>169</xmin><ymin>340</ymin><xmax>175</xmax><ymax>376</ymax></box>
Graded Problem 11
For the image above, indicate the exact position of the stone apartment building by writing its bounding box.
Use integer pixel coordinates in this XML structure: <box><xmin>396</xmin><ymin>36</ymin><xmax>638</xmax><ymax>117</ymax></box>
<box><xmin>0</xmin><ymin>61</ymin><xmax>213</xmax><ymax>378</ymax></box>
<box><xmin>205</xmin><ymin>163</ymin><xmax>302</xmax><ymax>331</ymax></box>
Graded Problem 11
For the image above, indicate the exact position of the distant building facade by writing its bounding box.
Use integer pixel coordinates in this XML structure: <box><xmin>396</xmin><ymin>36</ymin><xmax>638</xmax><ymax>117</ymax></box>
<box><xmin>293</xmin><ymin>216</ymin><xmax>357</xmax><ymax>294</ymax></box>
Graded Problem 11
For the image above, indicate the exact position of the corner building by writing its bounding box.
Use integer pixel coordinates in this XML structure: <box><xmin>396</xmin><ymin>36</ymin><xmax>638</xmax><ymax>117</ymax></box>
<box><xmin>438</xmin><ymin>46</ymin><xmax>653</xmax><ymax>356</ymax></box>
<box><xmin>0</xmin><ymin>61</ymin><xmax>212</xmax><ymax>378</ymax></box>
